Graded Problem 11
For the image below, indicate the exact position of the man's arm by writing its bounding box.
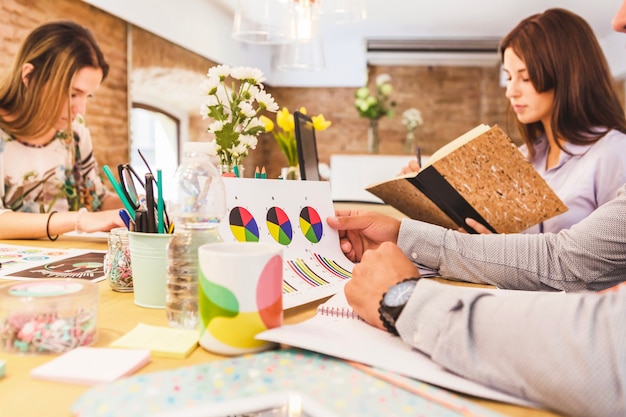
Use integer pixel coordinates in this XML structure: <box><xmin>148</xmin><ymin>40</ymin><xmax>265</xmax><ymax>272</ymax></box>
<box><xmin>398</xmin><ymin>185</ymin><xmax>626</xmax><ymax>291</ymax></box>
<box><xmin>398</xmin><ymin>279</ymin><xmax>626</xmax><ymax>417</ymax></box>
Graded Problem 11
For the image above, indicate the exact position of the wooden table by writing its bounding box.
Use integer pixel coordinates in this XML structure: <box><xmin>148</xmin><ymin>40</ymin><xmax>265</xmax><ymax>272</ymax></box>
<box><xmin>0</xmin><ymin>235</ymin><xmax>560</xmax><ymax>417</ymax></box>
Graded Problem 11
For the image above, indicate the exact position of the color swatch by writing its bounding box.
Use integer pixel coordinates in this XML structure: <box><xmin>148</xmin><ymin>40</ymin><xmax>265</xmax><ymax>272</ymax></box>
<box><xmin>299</xmin><ymin>206</ymin><xmax>323</xmax><ymax>243</ymax></box>
<box><xmin>266</xmin><ymin>207</ymin><xmax>293</xmax><ymax>245</ymax></box>
<box><xmin>229</xmin><ymin>207</ymin><xmax>260</xmax><ymax>242</ymax></box>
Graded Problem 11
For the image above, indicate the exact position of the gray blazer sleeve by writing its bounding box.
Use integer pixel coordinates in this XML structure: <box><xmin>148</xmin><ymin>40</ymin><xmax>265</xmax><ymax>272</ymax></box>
<box><xmin>396</xmin><ymin>278</ymin><xmax>626</xmax><ymax>417</ymax></box>
<box><xmin>397</xmin><ymin>185</ymin><xmax>626</xmax><ymax>291</ymax></box>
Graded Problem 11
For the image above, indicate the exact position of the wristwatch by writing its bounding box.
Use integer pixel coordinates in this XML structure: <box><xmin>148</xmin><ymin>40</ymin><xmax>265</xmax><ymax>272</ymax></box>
<box><xmin>378</xmin><ymin>278</ymin><xmax>419</xmax><ymax>336</ymax></box>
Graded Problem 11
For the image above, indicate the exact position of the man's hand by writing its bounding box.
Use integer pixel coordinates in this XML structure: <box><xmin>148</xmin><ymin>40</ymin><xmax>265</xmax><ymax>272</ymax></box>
<box><xmin>344</xmin><ymin>242</ymin><xmax>420</xmax><ymax>330</ymax></box>
<box><xmin>327</xmin><ymin>210</ymin><xmax>401</xmax><ymax>262</ymax></box>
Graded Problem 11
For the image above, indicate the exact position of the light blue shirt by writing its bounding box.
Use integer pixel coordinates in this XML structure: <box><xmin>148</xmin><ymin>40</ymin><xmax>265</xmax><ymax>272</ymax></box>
<box><xmin>520</xmin><ymin>129</ymin><xmax>626</xmax><ymax>233</ymax></box>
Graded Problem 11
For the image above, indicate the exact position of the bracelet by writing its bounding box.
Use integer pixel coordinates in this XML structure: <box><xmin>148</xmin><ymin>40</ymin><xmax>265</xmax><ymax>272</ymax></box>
<box><xmin>75</xmin><ymin>207</ymin><xmax>88</xmax><ymax>234</ymax></box>
<box><xmin>46</xmin><ymin>211</ymin><xmax>59</xmax><ymax>241</ymax></box>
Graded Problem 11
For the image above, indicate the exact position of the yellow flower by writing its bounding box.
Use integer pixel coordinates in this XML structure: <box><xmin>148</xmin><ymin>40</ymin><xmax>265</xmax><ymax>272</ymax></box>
<box><xmin>311</xmin><ymin>114</ymin><xmax>331</xmax><ymax>131</ymax></box>
<box><xmin>266</xmin><ymin>107</ymin><xmax>331</xmax><ymax>167</ymax></box>
<box><xmin>259</xmin><ymin>115</ymin><xmax>274</xmax><ymax>132</ymax></box>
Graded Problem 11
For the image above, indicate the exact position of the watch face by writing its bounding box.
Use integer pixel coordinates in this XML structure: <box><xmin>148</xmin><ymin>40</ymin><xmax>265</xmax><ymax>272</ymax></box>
<box><xmin>383</xmin><ymin>279</ymin><xmax>417</xmax><ymax>307</ymax></box>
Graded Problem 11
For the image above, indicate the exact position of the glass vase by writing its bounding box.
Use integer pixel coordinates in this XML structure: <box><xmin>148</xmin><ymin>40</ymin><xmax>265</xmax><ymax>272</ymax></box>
<box><xmin>405</xmin><ymin>130</ymin><xmax>415</xmax><ymax>155</ymax></box>
<box><xmin>219</xmin><ymin>164</ymin><xmax>245</xmax><ymax>178</ymax></box>
<box><xmin>368</xmin><ymin>119</ymin><xmax>380</xmax><ymax>154</ymax></box>
<box><xmin>281</xmin><ymin>165</ymin><xmax>301</xmax><ymax>180</ymax></box>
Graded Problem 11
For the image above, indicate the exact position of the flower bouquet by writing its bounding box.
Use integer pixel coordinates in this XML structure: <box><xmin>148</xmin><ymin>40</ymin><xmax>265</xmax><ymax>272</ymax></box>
<box><xmin>354</xmin><ymin>73</ymin><xmax>396</xmax><ymax>153</ymax></box>
<box><xmin>201</xmin><ymin>65</ymin><xmax>279</xmax><ymax>176</ymax></box>
<box><xmin>260</xmin><ymin>107</ymin><xmax>331</xmax><ymax>179</ymax></box>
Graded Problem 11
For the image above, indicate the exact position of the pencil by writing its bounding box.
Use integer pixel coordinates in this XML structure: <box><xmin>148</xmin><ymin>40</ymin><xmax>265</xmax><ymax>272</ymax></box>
<box><xmin>347</xmin><ymin>361</ymin><xmax>479</xmax><ymax>417</ymax></box>
<box><xmin>103</xmin><ymin>165</ymin><xmax>136</xmax><ymax>221</ymax></box>
<box><xmin>255</xmin><ymin>166</ymin><xmax>261</xmax><ymax>179</ymax></box>
<box><xmin>156</xmin><ymin>169</ymin><xmax>165</xmax><ymax>234</ymax></box>
<box><xmin>261</xmin><ymin>166</ymin><xmax>267</xmax><ymax>179</ymax></box>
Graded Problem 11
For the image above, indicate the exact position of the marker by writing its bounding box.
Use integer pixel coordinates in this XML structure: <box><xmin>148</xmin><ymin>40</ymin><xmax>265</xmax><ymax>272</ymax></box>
<box><xmin>118</xmin><ymin>209</ymin><xmax>133</xmax><ymax>230</ymax></box>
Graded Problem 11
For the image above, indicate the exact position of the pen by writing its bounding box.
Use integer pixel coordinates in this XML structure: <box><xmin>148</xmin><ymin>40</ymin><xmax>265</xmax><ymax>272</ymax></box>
<box><xmin>156</xmin><ymin>169</ymin><xmax>165</xmax><ymax>234</ymax></box>
<box><xmin>145</xmin><ymin>173</ymin><xmax>157</xmax><ymax>233</ymax></box>
<box><xmin>118</xmin><ymin>209</ymin><xmax>133</xmax><ymax>230</ymax></box>
<box><xmin>347</xmin><ymin>361</ymin><xmax>479</xmax><ymax>417</ymax></box>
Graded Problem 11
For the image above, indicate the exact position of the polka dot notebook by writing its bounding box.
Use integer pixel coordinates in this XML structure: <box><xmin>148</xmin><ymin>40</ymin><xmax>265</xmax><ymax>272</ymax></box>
<box><xmin>71</xmin><ymin>348</ymin><xmax>506</xmax><ymax>417</ymax></box>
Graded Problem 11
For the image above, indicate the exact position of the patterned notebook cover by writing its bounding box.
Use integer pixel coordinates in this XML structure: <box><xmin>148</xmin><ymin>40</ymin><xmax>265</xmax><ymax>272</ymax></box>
<box><xmin>72</xmin><ymin>348</ymin><xmax>506</xmax><ymax>417</ymax></box>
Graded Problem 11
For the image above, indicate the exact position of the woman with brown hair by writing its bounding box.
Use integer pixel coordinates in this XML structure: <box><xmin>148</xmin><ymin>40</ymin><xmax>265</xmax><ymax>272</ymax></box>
<box><xmin>0</xmin><ymin>21</ymin><xmax>124</xmax><ymax>239</ymax></box>
<box><xmin>496</xmin><ymin>8</ymin><xmax>626</xmax><ymax>233</ymax></box>
<box><xmin>404</xmin><ymin>8</ymin><xmax>626</xmax><ymax>234</ymax></box>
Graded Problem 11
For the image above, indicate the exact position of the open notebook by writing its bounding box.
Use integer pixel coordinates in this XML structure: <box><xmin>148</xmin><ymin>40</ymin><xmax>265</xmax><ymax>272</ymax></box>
<box><xmin>257</xmin><ymin>287</ymin><xmax>539</xmax><ymax>409</ymax></box>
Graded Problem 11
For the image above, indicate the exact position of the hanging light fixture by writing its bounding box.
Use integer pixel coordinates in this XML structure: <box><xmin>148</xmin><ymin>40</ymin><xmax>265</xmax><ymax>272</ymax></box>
<box><xmin>232</xmin><ymin>0</ymin><xmax>293</xmax><ymax>44</ymax></box>
<box><xmin>319</xmin><ymin>0</ymin><xmax>367</xmax><ymax>24</ymax></box>
<box><xmin>273</xmin><ymin>0</ymin><xmax>325</xmax><ymax>71</ymax></box>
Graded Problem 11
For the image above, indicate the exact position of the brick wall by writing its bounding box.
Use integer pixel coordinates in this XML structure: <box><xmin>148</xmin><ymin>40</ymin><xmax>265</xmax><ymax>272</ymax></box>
<box><xmin>1</xmin><ymin>0</ymin><xmax>624</xmax><ymax>181</ymax></box>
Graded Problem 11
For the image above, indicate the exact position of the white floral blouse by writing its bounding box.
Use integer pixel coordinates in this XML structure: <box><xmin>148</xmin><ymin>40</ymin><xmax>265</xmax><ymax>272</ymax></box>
<box><xmin>0</xmin><ymin>116</ymin><xmax>108</xmax><ymax>214</ymax></box>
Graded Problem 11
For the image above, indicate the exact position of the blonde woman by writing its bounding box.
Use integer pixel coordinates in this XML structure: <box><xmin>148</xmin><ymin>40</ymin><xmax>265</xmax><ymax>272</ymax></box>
<box><xmin>0</xmin><ymin>21</ymin><xmax>124</xmax><ymax>239</ymax></box>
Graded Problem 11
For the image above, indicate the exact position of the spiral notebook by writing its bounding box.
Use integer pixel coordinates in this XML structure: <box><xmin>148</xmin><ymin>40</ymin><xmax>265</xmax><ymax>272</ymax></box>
<box><xmin>257</xmin><ymin>286</ymin><xmax>538</xmax><ymax>408</ymax></box>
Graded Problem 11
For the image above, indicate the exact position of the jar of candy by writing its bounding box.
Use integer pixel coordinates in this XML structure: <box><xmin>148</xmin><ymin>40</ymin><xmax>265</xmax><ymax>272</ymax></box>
<box><xmin>104</xmin><ymin>227</ymin><xmax>133</xmax><ymax>292</ymax></box>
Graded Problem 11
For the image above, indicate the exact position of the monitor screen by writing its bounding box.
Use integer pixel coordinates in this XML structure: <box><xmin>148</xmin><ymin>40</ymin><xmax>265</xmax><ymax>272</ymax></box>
<box><xmin>294</xmin><ymin>111</ymin><xmax>321</xmax><ymax>181</ymax></box>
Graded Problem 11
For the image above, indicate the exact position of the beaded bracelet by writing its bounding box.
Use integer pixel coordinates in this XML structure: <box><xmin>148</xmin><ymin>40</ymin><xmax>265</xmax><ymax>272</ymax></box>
<box><xmin>46</xmin><ymin>211</ymin><xmax>59</xmax><ymax>241</ymax></box>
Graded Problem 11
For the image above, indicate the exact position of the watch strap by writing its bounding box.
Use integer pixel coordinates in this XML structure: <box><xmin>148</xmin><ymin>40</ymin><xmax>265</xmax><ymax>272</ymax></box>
<box><xmin>378</xmin><ymin>278</ymin><xmax>419</xmax><ymax>336</ymax></box>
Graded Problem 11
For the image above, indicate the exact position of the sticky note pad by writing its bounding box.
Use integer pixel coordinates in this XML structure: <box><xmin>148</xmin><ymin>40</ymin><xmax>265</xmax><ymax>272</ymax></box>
<box><xmin>31</xmin><ymin>347</ymin><xmax>150</xmax><ymax>385</ymax></box>
<box><xmin>110</xmin><ymin>323</ymin><xmax>199</xmax><ymax>359</ymax></box>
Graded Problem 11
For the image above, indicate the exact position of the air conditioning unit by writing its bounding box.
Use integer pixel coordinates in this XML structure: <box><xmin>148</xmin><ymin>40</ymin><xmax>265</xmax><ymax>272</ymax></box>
<box><xmin>366</xmin><ymin>38</ymin><xmax>501</xmax><ymax>67</ymax></box>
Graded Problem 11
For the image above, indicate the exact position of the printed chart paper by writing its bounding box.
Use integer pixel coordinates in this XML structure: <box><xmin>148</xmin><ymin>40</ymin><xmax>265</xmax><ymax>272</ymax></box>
<box><xmin>0</xmin><ymin>244</ymin><xmax>106</xmax><ymax>282</ymax></box>
<box><xmin>218</xmin><ymin>178</ymin><xmax>353</xmax><ymax>308</ymax></box>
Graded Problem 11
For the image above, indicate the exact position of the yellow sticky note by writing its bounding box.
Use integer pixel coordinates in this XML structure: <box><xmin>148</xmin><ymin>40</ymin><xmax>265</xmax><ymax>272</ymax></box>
<box><xmin>110</xmin><ymin>323</ymin><xmax>199</xmax><ymax>359</ymax></box>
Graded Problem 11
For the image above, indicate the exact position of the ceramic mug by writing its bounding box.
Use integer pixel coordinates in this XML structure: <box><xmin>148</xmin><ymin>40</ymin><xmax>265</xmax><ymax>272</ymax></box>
<box><xmin>197</xmin><ymin>242</ymin><xmax>283</xmax><ymax>355</ymax></box>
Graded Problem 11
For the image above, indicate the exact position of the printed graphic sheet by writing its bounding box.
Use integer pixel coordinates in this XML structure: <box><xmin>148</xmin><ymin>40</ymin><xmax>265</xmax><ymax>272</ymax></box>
<box><xmin>0</xmin><ymin>244</ymin><xmax>105</xmax><ymax>282</ymax></box>
<box><xmin>219</xmin><ymin>178</ymin><xmax>354</xmax><ymax>308</ymax></box>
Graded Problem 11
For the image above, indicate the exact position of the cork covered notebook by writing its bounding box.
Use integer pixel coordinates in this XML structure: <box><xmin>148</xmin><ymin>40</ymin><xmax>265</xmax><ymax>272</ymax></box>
<box><xmin>366</xmin><ymin>124</ymin><xmax>567</xmax><ymax>233</ymax></box>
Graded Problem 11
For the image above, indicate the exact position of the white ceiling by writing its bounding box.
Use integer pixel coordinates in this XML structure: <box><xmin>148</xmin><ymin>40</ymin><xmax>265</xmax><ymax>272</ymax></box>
<box><xmin>84</xmin><ymin>0</ymin><xmax>626</xmax><ymax>87</ymax></box>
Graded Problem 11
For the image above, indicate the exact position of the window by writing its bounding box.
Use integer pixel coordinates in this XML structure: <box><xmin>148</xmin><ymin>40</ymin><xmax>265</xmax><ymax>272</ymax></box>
<box><xmin>130</xmin><ymin>105</ymin><xmax>179</xmax><ymax>201</ymax></box>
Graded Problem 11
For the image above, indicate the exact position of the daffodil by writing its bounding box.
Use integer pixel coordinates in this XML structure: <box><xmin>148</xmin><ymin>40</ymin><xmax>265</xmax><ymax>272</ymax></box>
<box><xmin>263</xmin><ymin>107</ymin><xmax>331</xmax><ymax>167</ymax></box>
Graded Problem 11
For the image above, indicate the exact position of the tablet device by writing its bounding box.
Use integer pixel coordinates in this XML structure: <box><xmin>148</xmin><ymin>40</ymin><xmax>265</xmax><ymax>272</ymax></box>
<box><xmin>294</xmin><ymin>111</ymin><xmax>321</xmax><ymax>181</ymax></box>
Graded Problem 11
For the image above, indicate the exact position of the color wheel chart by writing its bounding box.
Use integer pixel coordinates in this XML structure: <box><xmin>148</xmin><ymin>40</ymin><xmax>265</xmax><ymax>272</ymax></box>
<box><xmin>0</xmin><ymin>244</ymin><xmax>106</xmax><ymax>282</ymax></box>
<box><xmin>220</xmin><ymin>178</ymin><xmax>354</xmax><ymax>308</ymax></box>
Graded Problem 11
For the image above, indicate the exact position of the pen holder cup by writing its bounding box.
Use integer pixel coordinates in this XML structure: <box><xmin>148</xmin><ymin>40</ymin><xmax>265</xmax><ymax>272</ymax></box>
<box><xmin>197</xmin><ymin>242</ymin><xmax>283</xmax><ymax>356</ymax></box>
<box><xmin>0</xmin><ymin>279</ymin><xmax>98</xmax><ymax>354</ymax></box>
<box><xmin>128</xmin><ymin>232</ymin><xmax>171</xmax><ymax>309</ymax></box>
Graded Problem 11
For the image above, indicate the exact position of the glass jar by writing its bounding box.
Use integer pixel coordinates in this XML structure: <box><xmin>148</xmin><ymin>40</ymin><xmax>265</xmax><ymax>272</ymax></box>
<box><xmin>104</xmin><ymin>227</ymin><xmax>133</xmax><ymax>292</ymax></box>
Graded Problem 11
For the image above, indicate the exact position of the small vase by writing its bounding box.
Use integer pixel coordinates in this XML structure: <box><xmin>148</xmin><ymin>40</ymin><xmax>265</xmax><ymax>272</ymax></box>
<box><xmin>405</xmin><ymin>130</ymin><xmax>415</xmax><ymax>155</ymax></box>
<box><xmin>368</xmin><ymin>119</ymin><xmax>380</xmax><ymax>154</ymax></box>
<box><xmin>281</xmin><ymin>166</ymin><xmax>300</xmax><ymax>180</ymax></box>
<box><xmin>219</xmin><ymin>164</ymin><xmax>245</xmax><ymax>178</ymax></box>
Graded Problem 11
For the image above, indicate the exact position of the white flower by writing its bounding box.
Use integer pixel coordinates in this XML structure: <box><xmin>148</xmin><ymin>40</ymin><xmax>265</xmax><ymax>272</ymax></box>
<box><xmin>238</xmin><ymin>101</ymin><xmax>256</xmax><ymax>118</ymax></box>
<box><xmin>208</xmin><ymin>120</ymin><xmax>225</xmax><ymax>133</ymax></box>
<box><xmin>200</xmin><ymin>78</ymin><xmax>220</xmax><ymax>95</ymax></box>
<box><xmin>376</xmin><ymin>73</ymin><xmax>391</xmax><ymax>86</ymax></box>
<box><xmin>255</xmin><ymin>89</ymin><xmax>279</xmax><ymax>112</ymax></box>
<box><xmin>238</xmin><ymin>134</ymin><xmax>258</xmax><ymax>150</ymax></box>
<box><xmin>207</xmin><ymin>64</ymin><xmax>231</xmax><ymax>81</ymax></box>
<box><xmin>402</xmin><ymin>108</ymin><xmax>423</xmax><ymax>131</ymax></box>
<box><xmin>230</xmin><ymin>66</ymin><xmax>265</xmax><ymax>84</ymax></box>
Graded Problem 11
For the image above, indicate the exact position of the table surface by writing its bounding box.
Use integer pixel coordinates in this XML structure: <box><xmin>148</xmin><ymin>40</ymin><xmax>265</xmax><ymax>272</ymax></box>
<box><xmin>0</xmin><ymin>234</ymin><xmax>560</xmax><ymax>417</ymax></box>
